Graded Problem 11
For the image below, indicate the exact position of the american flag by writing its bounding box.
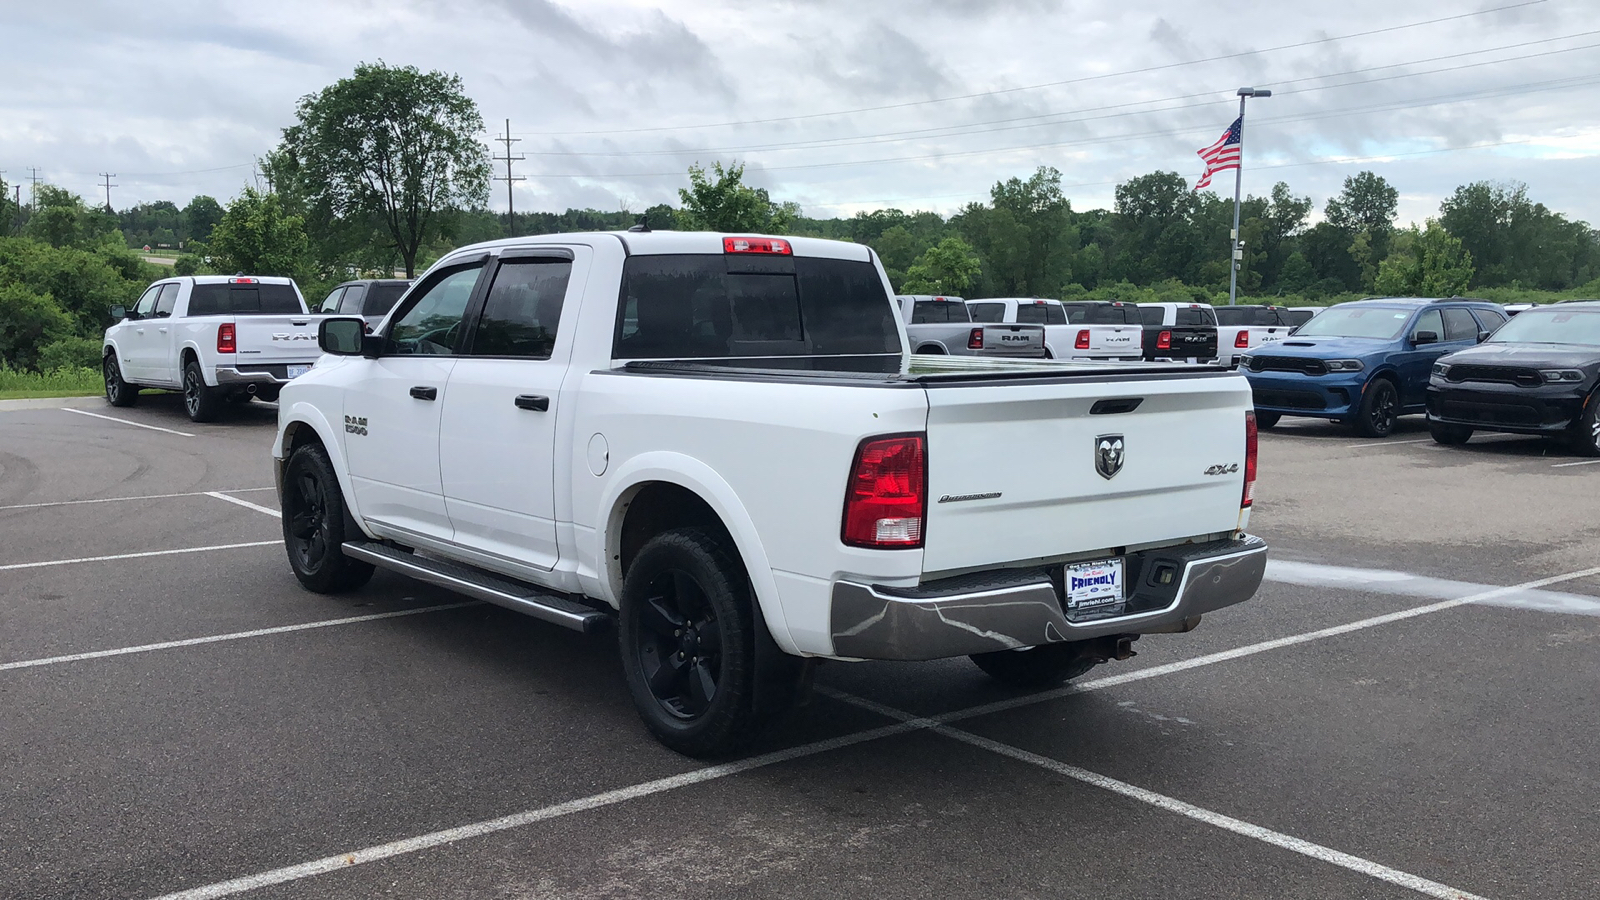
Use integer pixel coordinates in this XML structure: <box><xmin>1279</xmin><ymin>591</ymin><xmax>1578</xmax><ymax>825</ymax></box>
<box><xmin>1194</xmin><ymin>117</ymin><xmax>1242</xmax><ymax>190</ymax></box>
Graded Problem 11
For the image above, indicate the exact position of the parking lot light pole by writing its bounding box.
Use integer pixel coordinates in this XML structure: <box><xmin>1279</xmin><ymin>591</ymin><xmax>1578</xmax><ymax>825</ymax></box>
<box><xmin>1229</xmin><ymin>87</ymin><xmax>1271</xmax><ymax>307</ymax></box>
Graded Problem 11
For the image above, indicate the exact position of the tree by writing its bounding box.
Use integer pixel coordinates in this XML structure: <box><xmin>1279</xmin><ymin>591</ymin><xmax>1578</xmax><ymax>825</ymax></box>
<box><xmin>1374</xmin><ymin>220</ymin><xmax>1474</xmax><ymax>297</ymax></box>
<box><xmin>677</xmin><ymin>161</ymin><xmax>794</xmax><ymax>232</ymax></box>
<box><xmin>1324</xmin><ymin>171</ymin><xmax>1398</xmax><ymax>235</ymax></box>
<box><xmin>183</xmin><ymin>196</ymin><xmax>225</xmax><ymax>244</ymax></box>
<box><xmin>280</xmin><ymin>62</ymin><xmax>491</xmax><ymax>277</ymax></box>
<box><xmin>956</xmin><ymin>166</ymin><xmax>1076</xmax><ymax>295</ymax></box>
<box><xmin>1439</xmin><ymin>181</ymin><xmax>1600</xmax><ymax>289</ymax></box>
<box><xmin>207</xmin><ymin>189</ymin><xmax>313</xmax><ymax>279</ymax></box>
<box><xmin>24</xmin><ymin>186</ymin><xmax>120</xmax><ymax>250</ymax></box>
<box><xmin>0</xmin><ymin>282</ymin><xmax>74</xmax><ymax>370</ymax></box>
<box><xmin>900</xmin><ymin>237</ymin><xmax>982</xmax><ymax>295</ymax></box>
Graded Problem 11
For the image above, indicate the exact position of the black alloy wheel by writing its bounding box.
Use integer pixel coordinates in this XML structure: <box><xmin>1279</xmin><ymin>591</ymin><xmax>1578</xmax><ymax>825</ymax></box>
<box><xmin>182</xmin><ymin>360</ymin><xmax>221</xmax><ymax>423</ymax></box>
<box><xmin>1354</xmin><ymin>378</ymin><xmax>1399</xmax><ymax>438</ymax></box>
<box><xmin>1571</xmin><ymin>396</ymin><xmax>1600</xmax><ymax>457</ymax></box>
<box><xmin>280</xmin><ymin>444</ymin><xmax>374</xmax><ymax>593</ymax></box>
<box><xmin>103</xmin><ymin>354</ymin><xmax>137</xmax><ymax>407</ymax></box>
<box><xmin>636</xmin><ymin>569</ymin><xmax>725</xmax><ymax>720</ymax></box>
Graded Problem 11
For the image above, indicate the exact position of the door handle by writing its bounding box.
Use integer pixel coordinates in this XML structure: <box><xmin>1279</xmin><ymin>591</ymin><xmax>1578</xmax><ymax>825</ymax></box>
<box><xmin>158</xmin><ymin>327</ymin><xmax>169</xmax><ymax>333</ymax></box>
<box><xmin>514</xmin><ymin>394</ymin><xmax>550</xmax><ymax>411</ymax></box>
<box><xmin>135</xmin><ymin>327</ymin><xmax>145</xmax><ymax>334</ymax></box>
<box><xmin>409</xmin><ymin>386</ymin><xmax>438</xmax><ymax>401</ymax></box>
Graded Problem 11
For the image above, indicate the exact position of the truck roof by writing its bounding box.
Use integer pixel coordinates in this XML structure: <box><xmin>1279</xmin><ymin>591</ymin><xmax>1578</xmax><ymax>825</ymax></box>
<box><xmin>159</xmin><ymin>275</ymin><xmax>299</xmax><ymax>286</ymax></box>
<box><xmin>441</xmin><ymin>231</ymin><xmax>872</xmax><ymax>262</ymax></box>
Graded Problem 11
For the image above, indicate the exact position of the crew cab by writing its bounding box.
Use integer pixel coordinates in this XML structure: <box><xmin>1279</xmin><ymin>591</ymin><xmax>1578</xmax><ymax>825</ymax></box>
<box><xmin>274</xmin><ymin>231</ymin><xmax>1267</xmax><ymax>757</ymax></box>
<box><xmin>1239</xmin><ymin>297</ymin><xmax>1508</xmax><ymax>437</ymax></box>
<box><xmin>103</xmin><ymin>276</ymin><xmax>320</xmax><ymax>421</ymax></box>
<box><xmin>1213</xmin><ymin>304</ymin><xmax>1294</xmax><ymax>368</ymax></box>
<box><xmin>895</xmin><ymin>294</ymin><xmax>1045</xmax><ymax>358</ymax></box>
<box><xmin>1426</xmin><ymin>301</ymin><xmax>1600</xmax><ymax>454</ymax></box>
<box><xmin>1137</xmin><ymin>303</ymin><xmax>1220</xmax><ymax>362</ymax></box>
<box><xmin>967</xmin><ymin>297</ymin><xmax>1139</xmax><ymax>360</ymax></box>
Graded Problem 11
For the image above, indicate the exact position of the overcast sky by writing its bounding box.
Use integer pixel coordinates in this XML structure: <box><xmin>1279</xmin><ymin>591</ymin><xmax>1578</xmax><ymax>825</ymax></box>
<box><xmin>5</xmin><ymin>0</ymin><xmax>1598</xmax><ymax>226</ymax></box>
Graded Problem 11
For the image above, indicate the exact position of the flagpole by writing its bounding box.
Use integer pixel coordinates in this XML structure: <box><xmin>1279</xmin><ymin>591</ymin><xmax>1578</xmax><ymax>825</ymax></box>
<box><xmin>1229</xmin><ymin>87</ymin><xmax>1270</xmax><ymax>307</ymax></box>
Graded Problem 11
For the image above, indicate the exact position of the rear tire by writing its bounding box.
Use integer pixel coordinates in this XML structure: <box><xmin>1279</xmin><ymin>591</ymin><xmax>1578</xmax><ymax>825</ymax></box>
<box><xmin>182</xmin><ymin>359</ymin><xmax>223</xmax><ymax>423</ymax></box>
<box><xmin>103</xmin><ymin>353</ymin><xmax>138</xmax><ymax>407</ymax></box>
<box><xmin>1254</xmin><ymin>411</ymin><xmax>1281</xmax><ymax>429</ymax></box>
<box><xmin>1568</xmin><ymin>397</ymin><xmax>1600</xmax><ymax>457</ymax></box>
<box><xmin>1353</xmin><ymin>378</ymin><xmax>1399</xmax><ymax>438</ymax></box>
<box><xmin>1429</xmin><ymin>421</ymin><xmax>1473</xmax><ymax>446</ymax></box>
<box><xmin>619</xmin><ymin>527</ymin><xmax>766</xmax><ymax>757</ymax></box>
<box><xmin>281</xmin><ymin>443</ymin><xmax>375</xmax><ymax>593</ymax></box>
<box><xmin>970</xmin><ymin>642</ymin><xmax>1099</xmax><ymax>688</ymax></box>
<box><xmin>255</xmin><ymin>385</ymin><xmax>281</xmax><ymax>403</ymax></box>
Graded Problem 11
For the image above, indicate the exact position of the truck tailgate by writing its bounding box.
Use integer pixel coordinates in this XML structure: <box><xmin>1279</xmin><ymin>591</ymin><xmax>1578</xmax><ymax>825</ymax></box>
<box><xmin>233</xmin><ymin>315</ymin><xmax>322</xmax><ymax>362</ymax></box>
<box><xmin>920</xmin><ymin>374</ymin><xmax>1248</xmax><ymax>575</ymax></box>
<box><xmin>1087</xmin><ymin>324</ymin><xmax>1142</xmax><ymax>355</ymax></box>
<box><xmin>980</xmin><ymin>323</ymin><xmax>1045</xmax><ymax>355</ymax></box>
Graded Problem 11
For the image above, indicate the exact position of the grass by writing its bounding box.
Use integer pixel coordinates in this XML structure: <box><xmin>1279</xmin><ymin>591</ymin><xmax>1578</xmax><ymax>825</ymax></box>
<box><xmin>0</xmin><ymin>365</ymin><xmax>104</xmax><ymax>400</ymax></box>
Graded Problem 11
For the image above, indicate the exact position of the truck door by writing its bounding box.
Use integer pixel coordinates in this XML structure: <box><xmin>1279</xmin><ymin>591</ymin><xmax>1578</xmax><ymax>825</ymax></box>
<box><xmin>118</xmin><ymin>285</ymin><xmax>163</xmax><ymax>381</ymax></box>
<box><xmin>342</xmin><ymin>258</ymin><xmax>487</xmax><ymax>542</ymax></box>
<box><xmin>142</xmin><ymin>283</ymin><xmax>181</xmax><ymax>386</ymax></box>
<box><xmin>438</xmin><ymin>249</ymin><xmax>584</xmax><ymax>572</ymax></box>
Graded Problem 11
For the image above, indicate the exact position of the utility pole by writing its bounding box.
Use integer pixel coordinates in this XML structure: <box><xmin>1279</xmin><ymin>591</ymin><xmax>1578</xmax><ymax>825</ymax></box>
<box><xmin>28</xmin><ymin>167</ymin><xmax>42</xmax><ymax>209</ymax></box>
<box><xmin>99</xmin><ymin>173</ymin><xmax>118</xmax><ymax>212</ymax></box>
<box><xmin>492</xmin><ymin>118</ymin><xmax>525</xmax><ymax>235</ymax></box>
<box><xmin>1228</xmin><ymin>87</ymin><xmax>1270</xmax><ymax>306</ymax></box>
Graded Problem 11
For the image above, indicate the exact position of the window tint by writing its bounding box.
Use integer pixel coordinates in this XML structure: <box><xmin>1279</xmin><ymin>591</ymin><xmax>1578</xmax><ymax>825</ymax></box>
<box><xmin>1441</xmin><ymin>308</ymin><xmax>1479</xmax><ymax>341</ymax></box>
<box><xmin>911</xmin><ymin>300</ymin><xmax>967</xmax><ymax>323</ymax></box>
<box><xmin>1138</xmin><ymin>307</ymin><xmax>1164</xmax><ymax>326</ymax></box>
<box><xmin>133</xmin><ymin>285</ymin><xmax>160</xmax><ymax>317</ymax></box>
<box><xmin>1063</xmin><ymin>304</ymin><xmax>1136</xmax><ymax>325</ymax></box>
<box><xmin>1014</xmin><ymin>303</ymin><xmax>1067</xmax><ymax>325</ymax></box>
<box><xmin>469</xmin><ymin>259</ymin><xmax>572</xmax><ymax>358</ymax></box>
<box><xmin>336</xmin><ymin>285</ymin><xmax>367</xmax><ymax>315</ymax></box>
<box><xmin>1215</xmin><ymin>306</ymin><xmax>1283</xmax><ymax>327</ymax></box>
<box><xmin>386</xmin><ymin>265</ymin><xmax>483</xmax><ymax>355</ymax></box>
<box><xmin>967</xmin><ymin>302</ymin><xmax>1006</xmax><ymax>323</ymax></box>
<box><xmin>1411</xmin><ymin>309</ymin><xmax>1443</xmax><ymax>340</ymax></box>
<box><xmin>1487</xmin><ymin>309</ymin><xmax>1600</xmax><ymax>346</ymax></box>
<box><xmin>1472</xmin><ymin>308</ymin><xmax>1507</xmax><ymax>332</ymax></box>
<box><xmin>319</xmin><ymin>288</ymin><xmax>345</xmax><ymax>313</ymax></box>
<box><xmin>1285</xmin><ymin>308</ymin><xmax>1317</xmax><ymax>326</ymax></box>
<box><xmin>1175</xmin><ymin>307</ymin><xmax>1216</xmax><ymax>326</ymax></box>
<box><xmin>364</xmin><ymin>282</ymin><xmax>409</xmax><ymax>317</ymax></box>
<box><xmin>613</xmin><ymin>254</ymin><xmax>900</xmax><ymax>360</ymax></box>
<box><xmin>1295</xmin><ymin>306</ymin><xmax>1412</xmax><ymax>339</ymax></box>
<box><xmin>187</xmin><ymin>282</ymin><xmax>302</xmax><ymax>315</ymax></box>
<box><xmin>153</xmin><ymin>283</ymin><xmax>180</xmax><ymax>317</ymax></box>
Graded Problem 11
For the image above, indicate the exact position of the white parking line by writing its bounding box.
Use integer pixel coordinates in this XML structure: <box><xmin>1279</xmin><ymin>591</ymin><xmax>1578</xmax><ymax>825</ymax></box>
<box><xmin>0</xmin><ymin>541</ymin><xmax>278</xmax><ymax>572</ymax></box>
<box><xmin>0</xmin><ymin>488</ymin><xmax>275</xmax><ymax>512</ymax></box>
<box><xmin>0</xmin><ymin>603</ymin><xmax>480</xmax><ymax>672</ymax></box>
<box><xmin>827</xmin><ymin>689</ymin><xmax>1488</xmax><ymax>900</ymax></box>
<box><xmin>1551</xmin><ymin>458</ymin><xmax>1600</xmax><ymax>468</ymax></box>
<box><xmin>134</xmin><ymin>561</ymin><xmax>1600</xmax><ymax>899</ymax></box>
<box><xmin>204</xmin><ymin>492</ymin><xmax>281</xmax><ymax>518</ymax></box>
<box><xmin>62</xmin><ymin>407</ymin><xmax>195</xmax><ymax>437</ymax></box>
<box><xmin>1349</xmin><ymin>438</ymin><xmax>1434</xmax><ymax>448</ymax></box>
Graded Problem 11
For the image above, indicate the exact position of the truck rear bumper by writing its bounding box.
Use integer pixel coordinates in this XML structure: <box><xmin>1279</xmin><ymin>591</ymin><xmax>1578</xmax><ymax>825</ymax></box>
<box><xmin>216</xmin><ymin>364</ymin><xmax>312</xmax><ymax>386</ymax></box>
<box><xmin>828</xmin><ymin>535</ymin><xmax>1266</xmax><ymax>661</ymax></box>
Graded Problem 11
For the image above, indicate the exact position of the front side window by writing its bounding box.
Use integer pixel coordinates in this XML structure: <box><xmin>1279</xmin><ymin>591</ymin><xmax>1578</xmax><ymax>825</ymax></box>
<box><xmin>468</xmin><ymin>259</ymin><xmax>572</xmax><ymax>358</ymax></box>
<box><xmin>386</xmin><ymin>265</ymin><xmax>483</xmax><ymax>355</ymax></box>
<box><xmin>1441</xmin><ymin>308</ymin><xmax>1479</xmax><ymax>342</ymax></box>
<box><xmin>1411</xmin><ymin>309</ymin><xmax>1444</xmax><ymax>341</ymax></box>
<box><xmin>133</xmin><ymin>285</ymin><xmax>161</xmax><ymax>317</ymax></box>
<box><xmin>153</xmin><ymin>283</ymin><xmax>180</xmax><ymax>317</ymax></box>
<box><xmin>967</xmin><ymin>302</ymin><xmax>1006</xmax><ymax>323</ymax></box>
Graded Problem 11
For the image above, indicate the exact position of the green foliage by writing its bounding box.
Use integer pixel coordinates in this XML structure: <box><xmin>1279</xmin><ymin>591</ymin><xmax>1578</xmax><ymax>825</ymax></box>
<box><xmin>0</xmin><ymin>282</ymin><xmax>75</xmax><ymax>369</ymax></box>
<box><xmin>207</xmin><ymin>189</ymin><xmax>313</xmax><ymax>279</ymax></box>
<box><xmin>173</xmin><ymin>254</ymin><xmax>203</xmax><ymax>276</ymax></box>
<box><xmin>1438</xmin><ymin>181</ymin><xmax>1598</xmax><ymax>289</ymax></box>
<box><xmin>280</xmin><ymin>61</ymin><xmax>491</xmax><ymax>277</ymax></box>
<box><xmin>1325</xmin><ymin>171</ymin><xmax>1399</xmax><ymax>234</ymax></box>
<box><xmin>1373</xmin><ymin>220</ymin><xmax>1475</xmax><ymax>297</ymax></box>
<box><xmin>25</xmin><ymin>186</ymin><xmax>122</xmax><ymax>250</ymax></box>
<box><xmin>900</xmin><ymin>237</ymin><xmax>982</xmax><ymax>295</ymax></box>
<box><xmin>955</xmin><ymin>166</ymin><xmax>1077</xmax><ymax>295</ymax></box>
<box><xmin>0</xmin><ymin>234</ymin><xmax>155</xmax><ymax>337</ymax></box>
<box><xmin>37</xmin><ymin>336</ymin><xmax>103</xmax><ymax>370</ymax></box>
<box><xmin>0</xmin><ymin>363</ymin><xmax>103</xmax><ymax>399</ymax></box>
<box><xmin>677</xmin><ymin>161</ymin><xmax>794</xmax><ymax>232</ymax></box>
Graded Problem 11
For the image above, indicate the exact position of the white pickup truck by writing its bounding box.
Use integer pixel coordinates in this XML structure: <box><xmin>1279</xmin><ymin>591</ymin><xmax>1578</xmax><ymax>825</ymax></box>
<box><xmin>967</xmin><ymin>297</ymin><xmax>1141</xmax><ymax>361</ymax></box>
<box><xmin>103</xmin><ymin>276</ymin><xmax>322</xmax><ymax>421</ymax></box>
<box><xmin>895</xmin><ymin>294</ymin><xmax>1046</xmax><ymax>358</ymax></box>
<box><xmin>274</xmin><ymin>231</ymin><xmax>1267</xmax><ymax>756</ymax></box>
<box><xmin>1214</xmin><ymin>304</ymin><xmax>1294</xmax><ymax>368</ymax></box>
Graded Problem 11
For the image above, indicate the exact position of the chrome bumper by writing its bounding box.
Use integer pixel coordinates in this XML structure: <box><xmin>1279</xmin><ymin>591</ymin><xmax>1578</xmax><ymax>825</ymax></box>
<box><xmin>215</xmin><ymin>366</ymin><xmax>306</xmax><ymax>386</ymax></box>
<box><xmin>829</xmin><ymin>535</ymin><xmax>1267</xmax><ymax>661</ymax></box>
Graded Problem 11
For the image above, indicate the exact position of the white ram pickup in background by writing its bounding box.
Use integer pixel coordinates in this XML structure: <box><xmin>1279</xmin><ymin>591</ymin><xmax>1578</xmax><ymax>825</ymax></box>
<box><xmin>895</xmin><ymin>294</ymin><xmax>1046</xmax><ymax>357</ymax></box>
<box><xmin>968</xmin><ymin>297</ymin><xmax>1141</xmax><ymax>361</ymax></box>
<box><xmin>1214</xmin><ymin>304</ymin><xmax>1294</xmax><ymax>368</ymax></box>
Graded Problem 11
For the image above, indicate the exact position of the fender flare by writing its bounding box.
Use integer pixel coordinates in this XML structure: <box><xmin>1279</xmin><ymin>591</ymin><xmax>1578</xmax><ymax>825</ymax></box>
<box><xmin>176</xmin><ymin>341</ymin><xmax>211</xmax><ymax>385</ymax></box>
<box><xmin>596</xmin><ymin>451</ymin><xmax>798</xmax><ymax>655</ymax></box>
<box><xmin>276</xmin><ymin>403</ymin><xmax>375</xmax><ymax>540</ymax></box>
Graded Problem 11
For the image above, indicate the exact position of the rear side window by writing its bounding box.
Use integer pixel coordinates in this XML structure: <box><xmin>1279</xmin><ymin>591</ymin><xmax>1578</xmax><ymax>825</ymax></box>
<box><xmin>364</xmin><ymin>282</ymin><xmax>410</xmax><ymax>317</ymax></box>
<box><xmin>319</xmin><ymin>288</ymin><xmax>345</xmax><ymax>313</ymax></box>
<box><xmin>1442</xmin><ymin>308</ymin><xmax>1479</xmax><ymax>341</ymax></box>
<box><xmin>967</xmin><ymin>302</ymin><xmax>1006</xmax><ymax>323</ymax></box>
<box><xmin>614</xmin><ymin>255</ymin><xmax>901</xmax><ymax>359</ymax></box>
<box><xmin>1014</xmin><ymin>303</ymin><xmax>1067</xmax><ymax>325</ymax></box>
<box><xmin>336</xmin><ymin>285</ymin><xmax>366</xmax><ymax>315</ymax></box>
<box><xmin>912</xmin><ymin>300</ymin><xmax>968</xmax><ymax>323</ymax></box>
<box><xmin>1175</xmin><ymin>307</ymin><xmax>1217</xmax><ymax>326</ymax></box>
<box><xmin>469</xmin><ymin>259</ymin><xmax>572</xmax><ymax>358</ymax></box>
<box><xmin>187</xmin><ymin>282</ymin><xmax>302</xmax><ymax>315</ymax></box>
<box><xmin>1470</xmin><ymin>307</ymin><xmax>1506</xmax><ymax>333</ymax></box>
<box><xmin>153</xmin><ymin>283</ymin><xmax>180</xmax><ymax>317</ymax></box>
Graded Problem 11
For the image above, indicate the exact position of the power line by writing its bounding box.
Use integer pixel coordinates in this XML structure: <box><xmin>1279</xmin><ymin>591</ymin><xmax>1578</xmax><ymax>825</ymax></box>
<box><xmin>99</xmin><ymin>173</ymin><xmax>117</xmax><ymax>211</ymax></box>
<box><xmin>515</xmin><ymin>0</ymin><xmax>1552</xmax><ymax>137</ymax></box>
<box><xmin>492</xmin><ymin>118</ymin><xmax>525</xmax><ymax>231</ymax></box>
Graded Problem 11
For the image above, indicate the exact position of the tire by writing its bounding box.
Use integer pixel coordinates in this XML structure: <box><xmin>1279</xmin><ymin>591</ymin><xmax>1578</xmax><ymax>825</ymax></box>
<box><xmin>619</xmin><ymin>527</ymin><xmax>766</xmax><ymax>757</ymax></box>
<box><xmin>255</xmin><ymin>385</ymin><xmax>281</xmax><ymax>403</ymax></box>
<box><xmin>1353</xmin><ymin>377</ymin><xmax>1399</xmax><ymax>438</ymax></box>
<box><xmin>182</xmin><ymin>359</ymin><xmax>224</xmax><ymax>423</ymax></box>
<box><xmin>1568</xmin><ymin>396</ymin><xmax>1600</xmax><ymax>457</ymax></box>
<box><xmin>103</xmin><ymin>353</ymin><xmax>138</xmax><ymax>407</ymax></box>
<box><xmin>281</xmin><ymin>443</ymin><xmax>375</xmax><ymax>593</ymax></box>
<box><xmin>1254</xmin><ymin>411</ymin><xmax>1281</xmax><ymax>429</ymax></box>
<box><xmin>226</xmin><ymin>391</ymin><xmax>255</xmax><ymax>405</ymax></box>
<box><xmin>1429</xmin><ymin>421</ymin><xmax>1473</xmax><ymax>446</ymax></box>
<box><xmin>970</xmin><ymin>642</ymin><xmax>1099</xmax><ymax>688</ymax></box>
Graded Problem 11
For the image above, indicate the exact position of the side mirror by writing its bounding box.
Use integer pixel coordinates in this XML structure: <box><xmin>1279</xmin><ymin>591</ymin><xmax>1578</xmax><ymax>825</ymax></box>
<box><xmin>318</xmin><ymin>317</ymin><xmax>367</xmax><ymax>356</ymax></box>
<box><xmin>109</xmin><ymin>305</ymin><xmax>126</xmax><ymax>320</ymax></box>
<box><xmin>1413</xmin><ymin>330</ymin><xmax>1439</xmax><ymax>346</ymax></box>
<box><xmin>1477</xmin><ymin>330</ymin><xmax>1491</xmax><ymax>343</ymax></box>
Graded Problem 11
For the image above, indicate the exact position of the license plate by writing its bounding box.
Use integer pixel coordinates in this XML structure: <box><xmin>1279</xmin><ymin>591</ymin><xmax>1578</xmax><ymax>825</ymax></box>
<box><xmin>1065</xmin><ymin>558</ymin><xmax>1124</xmax><ymax>610</ymax></box>
<box><xmin>287</xmin><ymin>365</ymin><xmax>311</xmax><ymax>379</ymax></box>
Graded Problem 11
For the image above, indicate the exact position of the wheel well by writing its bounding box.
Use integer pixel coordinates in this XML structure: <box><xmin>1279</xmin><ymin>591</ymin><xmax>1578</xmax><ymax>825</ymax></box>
<box><xmin>282</xmin><ymin>420</ymin><xmax>323</xmax><ymax>457</ymax></box>
<box><xmin>616</xmin><ymin>482</ymin><xmax>735</xmax><ymax>580</ymax></box>
<box><xmin>181</xmin><ymin>347</ymin><xmax>199</xmax><ymax>369</ymax></box>
<box><xmin>916</xmin><ymin>343</ymin><xmax>946</xmax><ymax>355</ymax></box>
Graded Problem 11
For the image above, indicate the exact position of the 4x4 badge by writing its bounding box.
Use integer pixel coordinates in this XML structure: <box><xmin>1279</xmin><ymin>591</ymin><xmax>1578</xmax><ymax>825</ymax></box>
<box><xmin>1095</xmin><ymin>434</ymin><xmax>1125</xmax><ymax>480</ymax></box>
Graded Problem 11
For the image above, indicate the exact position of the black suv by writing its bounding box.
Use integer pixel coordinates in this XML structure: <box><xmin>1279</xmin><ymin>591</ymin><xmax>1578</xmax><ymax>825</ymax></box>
<box><xmin>316</xmin><ymin>279</ymin><xmax>413</xmax><ymax>330</ymax></box>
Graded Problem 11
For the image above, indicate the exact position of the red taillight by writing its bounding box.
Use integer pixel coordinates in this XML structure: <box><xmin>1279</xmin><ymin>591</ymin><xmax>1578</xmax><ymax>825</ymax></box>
<box><xmin>1242</xmin><ymin>411</ymin><xmax>1258</xmax><ymax>508</ymax></box>
<box><xmin>723</xmin><ymin>236</ymin><xmax>792</xmax><ymax>255</ymax></box>
<box><xmin>842</xmin><ymin>435</ymin><xmax>926</xmax><ymax>549</ymax></box>
<box><xmin>1235</xmin><ymin>330</ymin><xmax>1251</xmax><ymax>348</ymax></box>
<box><xmin>1157</xmin><ymin>330</ymin><xmax>1172</xmax><ymax>351</ymax></box>
<box><xmin>1075</xmin><ymin>329</ymin><xmax>1091</xmax><ymax>350</ymax></box>
<box><xmin>968</xmin><ymin>328</ymin><xmax>983</xmax><ymax>350</ymax></box>
<box><xmin>217</xmin><ymin>322</ymin><xmax>236</xmax><ymax>354</ymax></box>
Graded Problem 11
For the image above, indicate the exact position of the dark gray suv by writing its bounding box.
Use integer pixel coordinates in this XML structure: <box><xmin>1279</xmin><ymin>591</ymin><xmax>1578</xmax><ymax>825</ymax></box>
<box><xmin>316</xmin><ymin>279</ymin><xmax>412</xmax><ymax>330</ymax></box>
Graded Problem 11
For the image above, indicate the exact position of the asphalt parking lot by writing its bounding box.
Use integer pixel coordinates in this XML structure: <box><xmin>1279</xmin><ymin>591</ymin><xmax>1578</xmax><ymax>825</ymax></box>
<box><xmin>3</xmin><ymin>394</ymin><xmax>1598</xmax><ymax>899</ymax></box>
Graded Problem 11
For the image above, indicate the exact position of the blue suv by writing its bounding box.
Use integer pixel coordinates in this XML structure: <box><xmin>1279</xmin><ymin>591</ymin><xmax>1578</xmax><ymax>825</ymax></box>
<box><xmin>1238</xmin><ymin>298</ymin><xmax>1509</xmax><ymax>437</ymax></box>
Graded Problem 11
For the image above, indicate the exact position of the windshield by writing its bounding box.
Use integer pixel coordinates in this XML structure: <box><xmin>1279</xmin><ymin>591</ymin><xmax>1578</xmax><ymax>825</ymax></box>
<box><xmin>1291</xmin><ymin>306</ymin><xmax>1414</xmax><ymax>340</ymax></box>
<box><xmin>1487</xmin><ymin>308</ymin><xmax>1600</xmax><ymax>346</ymax></box>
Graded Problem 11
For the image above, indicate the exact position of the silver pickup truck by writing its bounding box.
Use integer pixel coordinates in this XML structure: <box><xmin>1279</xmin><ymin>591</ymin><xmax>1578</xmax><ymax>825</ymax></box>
<box><xmin>896</xmin><ymin>294</ymin><xmax>1046</xmax><ymax>358</ymax></box>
